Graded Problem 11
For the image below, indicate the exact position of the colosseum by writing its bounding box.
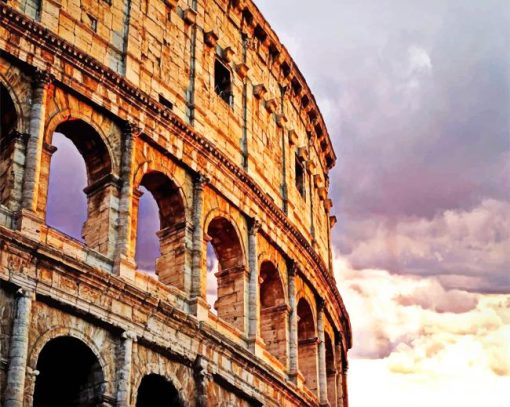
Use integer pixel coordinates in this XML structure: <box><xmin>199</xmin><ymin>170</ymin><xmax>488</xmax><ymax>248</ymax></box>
<box><xmin>0</xmin><ymin>0</ymin><xmax>351</xmax><ymax>405</ymax></box>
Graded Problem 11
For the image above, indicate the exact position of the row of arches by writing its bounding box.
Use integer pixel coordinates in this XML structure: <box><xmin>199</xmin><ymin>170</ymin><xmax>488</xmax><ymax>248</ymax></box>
<box><xmin>32</xmin><ymin>336</ymin><xmax>182</xmax><ymax>407</ymax></box>
<box><xmin>1</xmin><ymin>81</ymin><xmax>343</xmax><ymax>400</ymax></box>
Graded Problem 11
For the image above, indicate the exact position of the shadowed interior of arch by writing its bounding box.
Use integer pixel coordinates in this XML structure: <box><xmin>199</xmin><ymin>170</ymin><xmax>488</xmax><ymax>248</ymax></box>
<box><xmin>33</xmin><ymin>336</ymin><xmax>104</xmax><ymax>407</ymax></box>
<box><xmin>259</xmin><ymin>260</ymin><xmax>288</xmax><ymax>365</ymax></box>
<box><xmin>136</xmin><ymin>374</ymin><xmax>182</xmax><ymax>407</ymax></box>
<box><xmin>206</xmin><ymin>216</ymin><xmax>245</xmax><ymax>330</ymax></box>
<box><xmin>325</xmin><ymin>332</ymin><xmax>337</xmax><ymax>406</ymax></box>
<box><xmin>297</xmin><ymin>297</ymin><xmax>319</xmax><ymax>395</ymax></box>
<box><xmin>135</xmin><ymin>171</ymin><xmax>186</xmax><ymax>287</ymax></box>
<box><xmin>0</xmin><ymin>84</ymin><xmax>19</xmax><ymax>208</ymax></box>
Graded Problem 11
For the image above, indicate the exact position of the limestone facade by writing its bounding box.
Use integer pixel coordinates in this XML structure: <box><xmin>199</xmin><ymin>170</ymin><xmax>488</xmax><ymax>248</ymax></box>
<box><xmin>0</xmin><ymin>0</ymin><xmax>351</xmax><ymax>405</ymax></box>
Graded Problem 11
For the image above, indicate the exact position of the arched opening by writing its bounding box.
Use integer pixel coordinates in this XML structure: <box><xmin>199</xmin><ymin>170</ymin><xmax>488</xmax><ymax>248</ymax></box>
<box><xmin>259</xmin><ymin>261</ymin><xmax>288</xmax><ymax>365</ymax></box>
<box><xmin>297</xmin><ymin>298</ymin><xmax>318</xmax><ymax>395</ymax></box>
<box><xmin>206</xmin><ymin>216</ymin><xmax>246</xmax><ymax>331</ymax></box>
<box><xmin>46</xmin><ymin>132</ymin><xmax>87</xmax><ymax>241</ymax></box>
<box><xmin>136</xmin><ymin>374</ymin><xmax>182</xmax><ymax>407</ymax></box>
<box><xmin>325</xmin><ymin>333</ymin><xmax>337</xmax><ymax>406</ymax></box>
<box><xmin>135</xmin><ymin>171</ymin><xmax>186</xmax><ymax>288</ymax></box>
<box><xmin>206</xmin><ymin>241</ymin><xmax>219</xmax><ymax>313</ymax></box>
<box><xmin>0</xmin><ymin>84</ymin><xmax>19</xmax><ymax>209</ymax></box>
<box><xmin>33</xmin><ymin>336</ymin><xmax>104</xmax><ymax>406</ymax></box>
<box><xmin>44</xmin><ymin>119</ymin><xmax>115</xmax><ymax>256</ymax></box>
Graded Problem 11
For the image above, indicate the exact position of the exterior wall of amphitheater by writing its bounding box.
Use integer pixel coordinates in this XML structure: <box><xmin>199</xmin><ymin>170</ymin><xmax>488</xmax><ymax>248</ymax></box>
<box><xmin>0</xmin><ymin>0</ymin><xmax>351</xmax><ymax>406</ymax></box>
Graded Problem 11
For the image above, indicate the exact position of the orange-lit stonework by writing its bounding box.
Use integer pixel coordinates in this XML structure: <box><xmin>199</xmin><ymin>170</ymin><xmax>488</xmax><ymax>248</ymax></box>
<box><xmin>0</xmin><ymin>0</ymin><xmax>350</xmax><ymax>405</ymax></box>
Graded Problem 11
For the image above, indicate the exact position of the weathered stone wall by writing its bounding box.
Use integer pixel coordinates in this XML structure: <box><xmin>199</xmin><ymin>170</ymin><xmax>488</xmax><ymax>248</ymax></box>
<box><xmin>0</xmin><ymin>0</ymin><xmax>351</xmax><ymax>405</ymax></box>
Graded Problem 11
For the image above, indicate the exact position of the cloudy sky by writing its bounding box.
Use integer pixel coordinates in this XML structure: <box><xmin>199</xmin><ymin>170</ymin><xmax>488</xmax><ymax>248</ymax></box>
<box><xmin>254</xmin><ymin>0</ymin><xmax>510</xmax><ymax>405</ymax></box>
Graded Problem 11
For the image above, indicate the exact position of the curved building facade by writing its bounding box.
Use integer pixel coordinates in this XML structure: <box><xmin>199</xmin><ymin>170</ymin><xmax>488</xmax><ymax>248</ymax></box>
<box><xmin>0</xmin><ymin>0</ymin><xmax>351</xmax><ymax>405</ymax></box>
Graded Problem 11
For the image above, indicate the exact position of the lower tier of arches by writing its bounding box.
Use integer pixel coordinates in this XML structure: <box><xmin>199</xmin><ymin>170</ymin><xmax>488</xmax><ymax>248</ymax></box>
<box><xmin>0</xmin><ymin>232</ymin><xmax>348</xmax><ymax>407</ymax></box>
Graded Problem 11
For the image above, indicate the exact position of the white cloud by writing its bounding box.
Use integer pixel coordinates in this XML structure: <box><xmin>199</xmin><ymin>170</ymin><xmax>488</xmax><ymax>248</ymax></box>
<box><xmin>407</xmin><ymin>45</ymin><xmax>432</xmax><ymax>75</ymax></box>
<box><xmin>335</xmin><ymin>256</ymin><xmax>510</xmax><ymax>406</ymax></box>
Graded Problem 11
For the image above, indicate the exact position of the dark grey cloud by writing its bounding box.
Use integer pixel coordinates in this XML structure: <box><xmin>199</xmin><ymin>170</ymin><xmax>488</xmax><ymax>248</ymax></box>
<box><xmin>256</xmin><ymin>0</ymin><xmax>510</xmax><ymax>292</ymax></box>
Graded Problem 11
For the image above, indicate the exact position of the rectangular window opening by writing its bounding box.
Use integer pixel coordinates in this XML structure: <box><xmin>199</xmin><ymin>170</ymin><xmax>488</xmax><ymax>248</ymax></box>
<box><xmin>295</xmin><ymin>154</ymin><xmax>306</xmax><ymax>198</ymax></box>
<box><xmin>159</xmin><ymin>94</ymin><xmax>174</xmax><ymax>110</ymax></box>
<box><xmin>214</xmin><ymin>59</ymin><xmax>233</xmax><ymax>106</ymax></box>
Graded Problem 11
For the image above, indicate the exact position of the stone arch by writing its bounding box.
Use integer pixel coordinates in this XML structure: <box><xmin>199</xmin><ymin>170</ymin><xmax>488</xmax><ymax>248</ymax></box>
<box><xmin>31</xmin><ymin>333</ymin><xmax>108</xmax><ymax>406</ymax></box>
<box><xmin>134</xmin><ymin>170</ymin><xmax>188</xmax><ymax>289</ymax></box>
<box><xmin>41</xmin><ymin>113</ymin><xmax>119</xmax><ymax>257</ymax></box>
<box><xmin>0</xmin><ymin>82</ymin><xmax>23</xmax><ymax>210</ymax></box>
<box><xmin>259</xmin><ymin>260</ymin><xmax>288</xmax><ymax>366</ymax></box>
<box><xmin>0</xmin><ymin>74</ymin><xmax>25</xmax><ymax>132</ymax></box>
<box><xmin>297</xmin><ymin>297</ymin><xmax>319</xmax><ymax>395</ymax></box>
<box><xmin>204</xmin><ymin>211</ymin><xmax>247</xmax><ymax>331</ymax></box>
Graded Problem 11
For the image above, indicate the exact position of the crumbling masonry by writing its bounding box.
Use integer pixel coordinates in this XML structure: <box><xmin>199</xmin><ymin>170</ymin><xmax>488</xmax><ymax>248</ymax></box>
<box><xmin>0</xmin><ymin>0</ymin><xmax>351</xmax><ymax>405</ymax></box>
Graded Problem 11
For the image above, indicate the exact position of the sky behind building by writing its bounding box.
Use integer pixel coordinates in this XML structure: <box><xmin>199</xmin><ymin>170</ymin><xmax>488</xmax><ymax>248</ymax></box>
<box><xmin>254</xmin><ymin>1</ymin><xmax>510</xmax><ymax>405</ymax></box>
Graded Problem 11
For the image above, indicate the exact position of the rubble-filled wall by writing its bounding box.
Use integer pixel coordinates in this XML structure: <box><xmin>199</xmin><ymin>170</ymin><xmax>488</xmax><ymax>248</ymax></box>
<box><xmin>0</xmin><ymin>0</ymin><xmax>350</xmax><ymax>406</ymax></box>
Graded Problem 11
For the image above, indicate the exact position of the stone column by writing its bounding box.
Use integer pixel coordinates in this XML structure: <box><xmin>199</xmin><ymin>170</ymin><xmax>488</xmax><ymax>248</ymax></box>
<box><xmin>22</xmin><ymin>69</ymin><xmax>52</xmax><ymax>213</ymax></box>
<box><xmin>190</xmin><ymin>174</ymin><xmax>209</xmax><ymax>318</ymax></box>
<box><xmin>317</xmin><ymin>299</ymin><xmax>328</xmax><ymax>406</ymax></box>
<box><xmin>194</xmin><ymin>356</ymin><xmax>212</xmax><ymax>407</ymax></box>
<box><xmin>336</xmin><ymin>341</ymin><xmax>345</xmax><ymax>407</ymax></box>
<box><xmin>116</xmin><ymin>331</ymin><xmax>137</xmax><ymax>407</ymax></box>
<box><xmin>114</xmin><ymin>122</ymin><xmax>140</xmax><ymax>280</ymax></box>
<box><xmin>4</xmin><ymin>288</ymin><xmax>35</xmax><ymax>407</ymax></box>
<box><xmin>0</xmin><ymin>131</ymin><xmax>29</xmax><ymax>213</ymax></box>
<box><xmin>247</xmin><ymin>218</ymin><xmax>260</xmax><ymax>340</ymax></box>
<box><xmin>287</xmin><ymin>260</ymin><xmax>298</xmax><ymax>379</ymax></box>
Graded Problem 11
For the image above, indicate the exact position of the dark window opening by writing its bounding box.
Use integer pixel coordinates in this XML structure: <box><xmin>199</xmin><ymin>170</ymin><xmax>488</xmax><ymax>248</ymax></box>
<box><xmin>87</xmin><ymin>14</ymin><xmax>97</xmax><ymax>32</ymax></box>
<box><xmin>159</xmin><ymin>94</ymin><xmax>173</xmax><ymax>110</ymax></box>
<box><xmin>295</xmin><ymin>154</ymin><xmax>305</xmax><ymax>198</ymax></box>
<box><xmin>214</xmin><ymin>59</ymin><xmax>233</xmax><ymax>106</ymax></box>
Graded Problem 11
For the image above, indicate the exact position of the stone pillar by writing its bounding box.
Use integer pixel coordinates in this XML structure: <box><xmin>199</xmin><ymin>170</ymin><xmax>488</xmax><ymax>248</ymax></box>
<box><xmin>0</xmin><ymin>131</ymin><xmax>29</xmax><ymax>213</ymax></box>
<box><xmin>4</xmin><ymin>288</ymin><xmax>35</xmax><ymax>407</ymax></box>
<box><xmin>116</xmin><ymin>331</ymin><xmax>137</xmax><ymax>407</ymax></box>
<box><xmin>114</xmin><ymin>122</ymin><xmax>140</xmax><ymax>280</ymax></box>
<box><xmin>247</xmin><ymin>218</ymin><xmax>260</xmax><ymax>340</ymax></box>
<box><xmin>317</xmin><ymin>299</ymin><xmax>328</xmax><ymax>406</ymax></box>
<box><xmin>336</xmin><ymin>341</ymin><xmax>346</xmax><ymax>407</ymax></box>
<box><xmin>22</xmin><ymin>69</ymin><xmax>52</xmax><ymax>213</ymax></box>
<box><xmin>194</xmin><ymin>356</ymin><xmax>212</xmax><ymax>407</ymax></box>
<box><xmin>190</xmin><ymin>174</ymin><xmax>208</xmax><ymax>318</ymax></box>
<box><xmin>287</xmin><ymin>260</ymin><xmax>298</xmax><ymax>379</ymax></box>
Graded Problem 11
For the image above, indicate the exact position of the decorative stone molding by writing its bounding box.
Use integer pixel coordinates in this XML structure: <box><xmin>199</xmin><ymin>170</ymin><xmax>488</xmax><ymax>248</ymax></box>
<box><xmin>288</xmin><ymin>129</ymin><xmax>298</xmax><ymax>145</ymax></box>
<box><xmin>236</xmin><ymin>62</ymin><xmax>249</xmax><ymax>79</ymax></box>
<box><xmin>275</xmin><ymin>113</ymin><xmax>287</xmax><ymax>128</ymax></box>
<box><xmin>314</xmin><ymin>174</ymin><xmax>324</xmax><ymax>189</ymax></box>
<box><xmin>204</xmin><ymin>30</ymin><xmax>219</xmax><ymax>47</ymax></box>
<box><xmin>223</xmin><ymin>46</ymin><xmax>236</xmax><ymax>62</ymax></box>
<box><xmin>183</xmin><ymin>7</ymin><xmax>197</xmax><ymax>25</ymax></box>
<box><xmin>164</xmin><ymin>0</ymin><xmax>178</xmax><ymax>9</ymax></box>
<box><xmin>265</xmin><ymin>98</ymin><xmax>278</xmax><ymax>113</ymax></box>
<box><xmin>253</xmin><ymin>83</ymin><xmax>267</xmax><ymax>99</ymax></box>
<box><xmin>329</xmin><ymin>215</ymin><xmax>337</xmax><ymax>228</ymax></box>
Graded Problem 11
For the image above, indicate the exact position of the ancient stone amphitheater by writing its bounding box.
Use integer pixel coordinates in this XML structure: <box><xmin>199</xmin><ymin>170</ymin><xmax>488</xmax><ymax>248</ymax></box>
<box><xmin>0</xmin><ymin>0</ymin><xmax>351</xmax><ymax>405</ymax></box>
